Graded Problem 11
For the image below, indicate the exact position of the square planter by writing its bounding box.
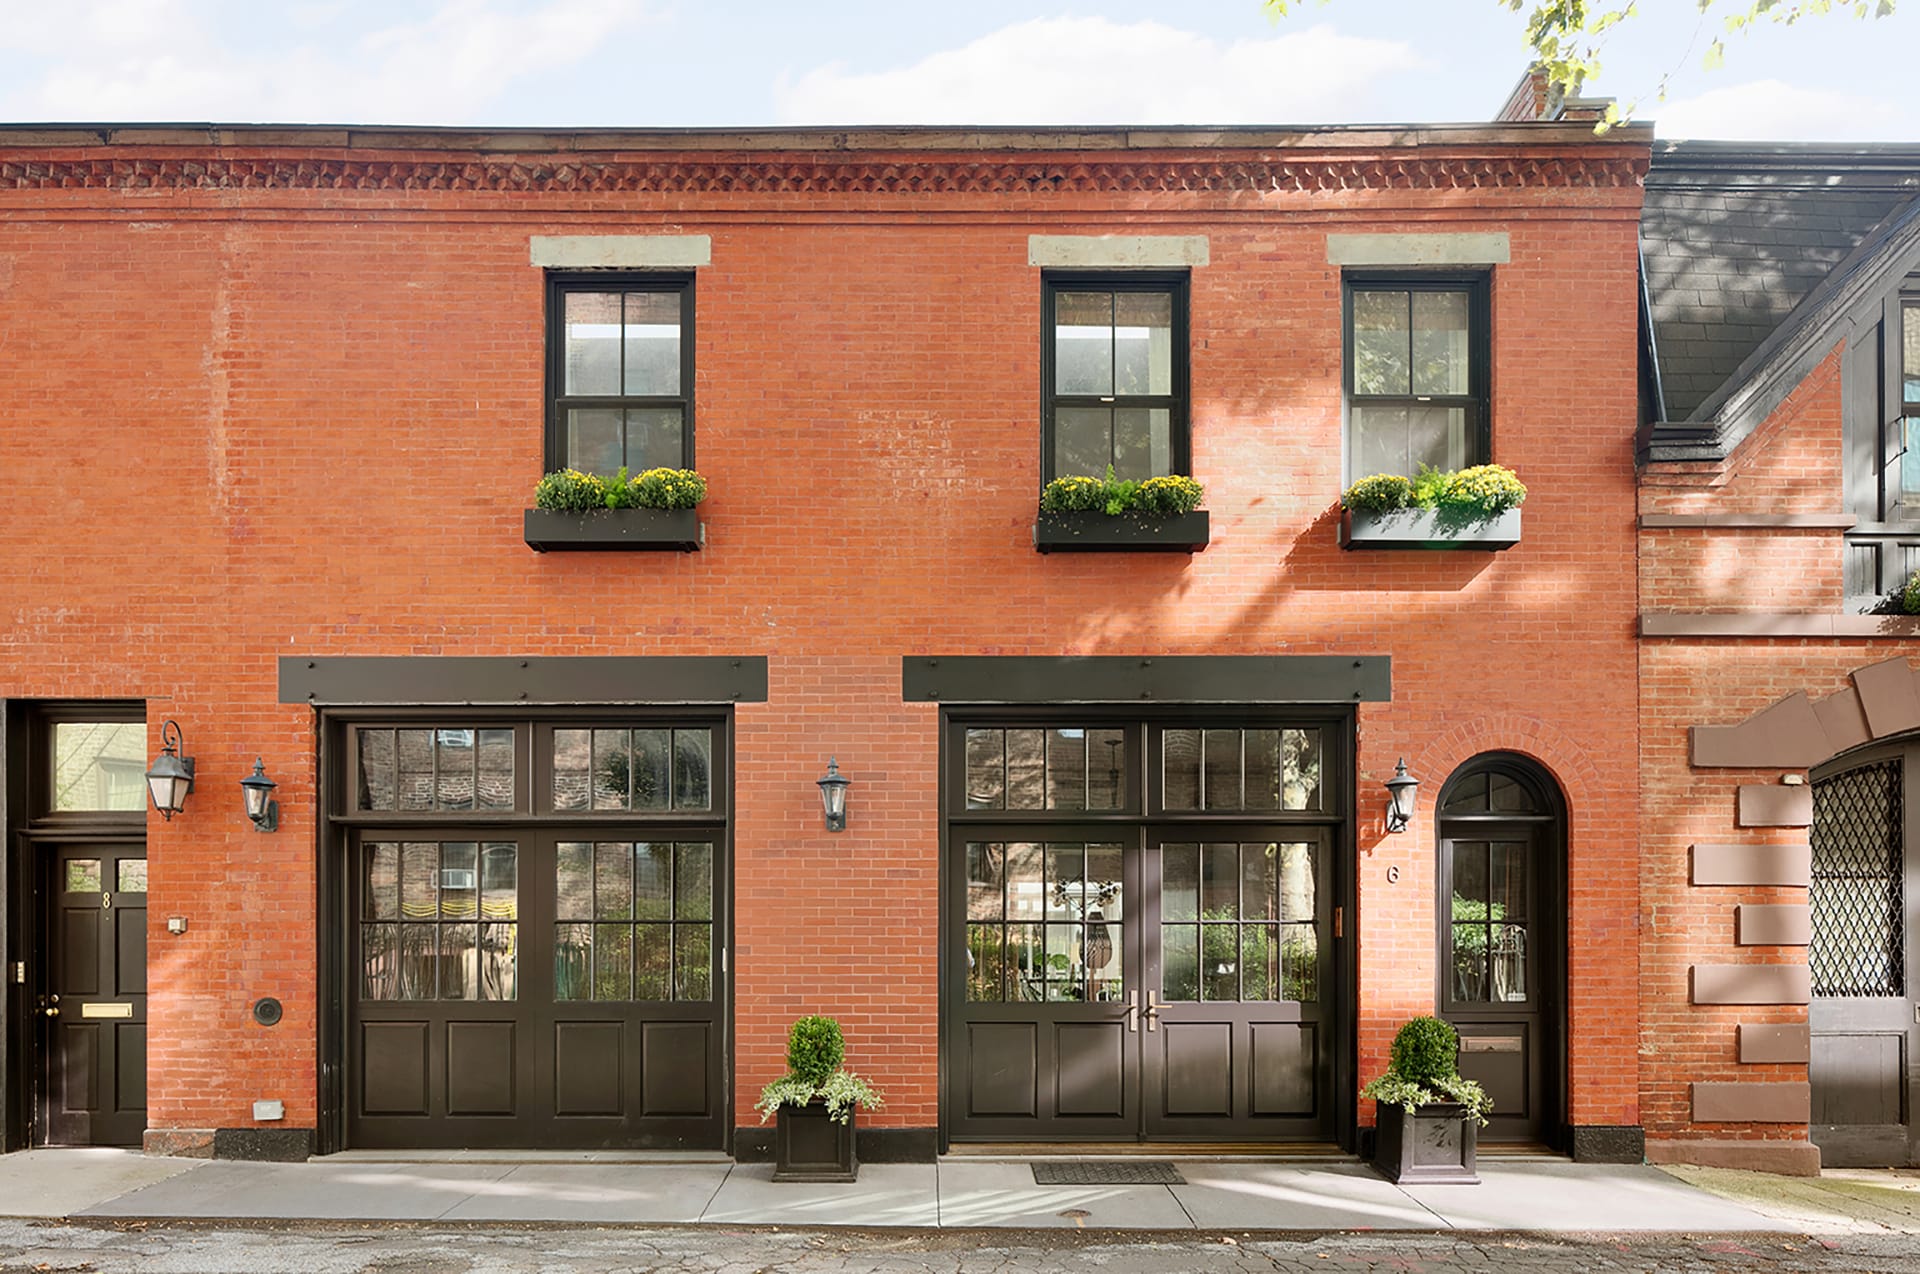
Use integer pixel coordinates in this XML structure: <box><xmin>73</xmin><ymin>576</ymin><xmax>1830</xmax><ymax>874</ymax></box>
<box><xmin>773</xmin><ymin>1101</ymin><xmax>858</xmax><ymax>1182</ymax></box>
<box><xmin>1033</xmin><ymin>510</ymin><xmax>1210</xmax><ymax>554</ymax></box>
<box><xmin>523</xmin><ymin>507</ymin><xmax>703</xmax><ymax>553</ymax></box>
<box><xmin>1339</xmin><ymin>507</ymin><xmax>1521</xmax><ymax>551</ymax></box>
<box><xmin>1372</xmin><ymin>1102</ymin><xmax>1480</xmax><ymax>1184</ymax></box>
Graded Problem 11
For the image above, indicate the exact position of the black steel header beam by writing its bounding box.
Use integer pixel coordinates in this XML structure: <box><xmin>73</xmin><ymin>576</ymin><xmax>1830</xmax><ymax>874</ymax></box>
<box><xmin>901</xmin><ymin>655</ymin><xmax>1391</xmax><ymax>704</ymax></box>
<box><xmin>279</xmin><ymin>656</ymin><xmax>768</xmax><ymax>706</ymax></box>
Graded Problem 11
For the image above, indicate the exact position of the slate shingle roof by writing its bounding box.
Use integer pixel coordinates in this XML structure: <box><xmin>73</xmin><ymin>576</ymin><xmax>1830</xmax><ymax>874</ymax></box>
<box><xmin>1642</xmin><ymin>142</ymin><xmax>1920</xmax><ymax>427</ymax></box>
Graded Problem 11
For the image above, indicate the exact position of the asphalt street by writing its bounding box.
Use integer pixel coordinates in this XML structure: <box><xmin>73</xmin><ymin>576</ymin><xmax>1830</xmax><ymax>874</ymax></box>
<box><xmin>0</xmin><ymin>1222</ymin><xmax>1915</xmax><ymax>1274</ymax></box>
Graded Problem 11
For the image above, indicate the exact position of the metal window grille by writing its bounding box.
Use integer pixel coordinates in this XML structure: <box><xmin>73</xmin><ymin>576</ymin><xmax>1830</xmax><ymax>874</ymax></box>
<box><xmin>1810</xmin><ymin>759</ymin><xmax>1904</xmax><ymax>998</ymax></box>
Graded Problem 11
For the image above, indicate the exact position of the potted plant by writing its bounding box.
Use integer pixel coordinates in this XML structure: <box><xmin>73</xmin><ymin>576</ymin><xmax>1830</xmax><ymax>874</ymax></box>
<box><xmin>755</xmin><ymin>1015</ymin><xmax>884</xmax><ymax>1182</ymax></box>
<box><xmin>1034</xmin><ymin>468</ymin><xmax>1209</xmax><ymax>553</ymax></box>
<box><xmin>1338</xmin><ymin>464</ymin><xmax>1525</xmax><ymax>551</ymax></box>
<box><xmin>523</xmin><ymin>466</ymin><xmax>708</xmax><ymax>552</ymax></box>
<box><xmin>1363</xmin><ymin>1015</ymin><xmax>1491</xmax><ymax>1185</ymax></box>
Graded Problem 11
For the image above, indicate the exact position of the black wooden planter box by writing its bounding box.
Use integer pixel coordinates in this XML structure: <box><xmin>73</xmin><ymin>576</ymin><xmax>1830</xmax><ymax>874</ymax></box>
<box><xmin>523</xmin><ymin>507</ymin><xmax>703</xmax><ymax>553</ymax></box>
<box><xmin>773</xmin><ymin>1102</ymin><xmax>858</xmax><ymax>1182</ymax></box>
<box><xmin>1339</xmin><ymin>507</ymin><xmax>1521</xmax><ymax>551</ymax></box>
<box><xmin>1033</xmin><ymin>510</ymin><xmax>1210</xmax><ymax>554</ymax></box>
<box><xmin>1372</xmin><ymin>1102</ymin><xmax>1479</xmax><ymax>1185</ymax></box>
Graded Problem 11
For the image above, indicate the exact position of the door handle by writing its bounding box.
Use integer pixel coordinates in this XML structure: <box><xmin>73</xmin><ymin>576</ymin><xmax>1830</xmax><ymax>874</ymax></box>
<box><xmin>1125</xmin><ymin>990</ymin><xmax>1139</xmax><ymax>1033</ymax></box>
<box><xmin>1144</xmin><ymin>989</ymin><xmax>1161</xmax><ymax>1032</ymax></box>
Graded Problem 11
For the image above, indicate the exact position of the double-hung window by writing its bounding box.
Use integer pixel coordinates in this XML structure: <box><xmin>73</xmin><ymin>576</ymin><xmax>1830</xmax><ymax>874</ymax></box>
<box><xmin>1847</xmin><ymin>289</ymin><xmax>1920</xmax><ymax>600</ymax></box>
<box><xmin>1042</xmin><ymin>274</ymin><xmax>1189</xmax><ymax>483</ymax></box>
<box><xmin>1344</xmin><ymin>275</ymin><xmax>1489</xmax><ymax>480</ymax></box>
<box><xmin>547</xmin><ymin>276</ymin><xmax>693</xmax><ymax>474</ymax></box>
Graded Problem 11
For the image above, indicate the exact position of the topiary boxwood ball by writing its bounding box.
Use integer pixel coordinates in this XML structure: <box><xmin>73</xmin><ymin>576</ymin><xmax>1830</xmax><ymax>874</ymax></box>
<box><xmin>1389</xmin><ymin>1014</ymin><xmax>1461</xmax><ymax>1086</ymax></box>
<box><xmin>786</xmin><ymin>1015</ymin><xmax>846</xmax><ymax>1085</ymax></box>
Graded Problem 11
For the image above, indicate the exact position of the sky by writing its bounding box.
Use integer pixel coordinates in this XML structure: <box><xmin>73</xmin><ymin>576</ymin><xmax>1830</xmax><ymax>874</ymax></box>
<box><xmin>0</xmin><ymin>0</ymin><xmax>1915</xmax><ymax>141</ymax></box>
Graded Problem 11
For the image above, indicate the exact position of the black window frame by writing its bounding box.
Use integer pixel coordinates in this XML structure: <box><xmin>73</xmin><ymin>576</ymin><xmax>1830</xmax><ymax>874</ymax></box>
<box><xmin>544</xmin><ymin>273</ymin><xmax>696</xmax><ymax>475</ymax></box>
<box><xmin>1341</xmin><ymin>272</ymin><xmax>1492</xmax><ymax>484</ymax></box>
<box><xmin>1039</xmin><ymin>271</ymin><xmax>1192</xmax><ymax>486</ymax></box>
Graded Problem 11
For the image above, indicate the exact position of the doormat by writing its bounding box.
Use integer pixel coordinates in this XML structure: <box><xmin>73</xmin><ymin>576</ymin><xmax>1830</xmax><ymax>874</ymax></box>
<box><xmin>1031</xmin><ymin>1161</ymin><xmax>1185</xmax><ymax>1185</ymax></box>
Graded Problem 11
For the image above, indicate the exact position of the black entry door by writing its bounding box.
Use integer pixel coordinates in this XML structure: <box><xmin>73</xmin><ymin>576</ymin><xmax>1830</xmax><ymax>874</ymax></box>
<box><xmin>348</xmin><ymin>832</ymin><xmax>725</xmax><ymax>1149</ymax></box>
<box><xmin>1441</xmin><ymin>830</ymin><xmax>1550</xmax><ymax>1143</ymax></box>
<box><xmin>40</xmin><ymin>844</ymin><xmax>148</xmax><ymax>1147</ymax></box>
<box><xmin>1810</xmin><ymin>746</ymin><xmax>1918</xmax><ymax>1167</ymax></box>
<box><xmin>949</xmin><ymin>830</ymin><xmax>1333</xmax><ymax>1142</ymax></box>
<box><xmin>1143</xmin><ymin>833</ymin><xmax>1331</xmax><ymax>1139</ymax></box>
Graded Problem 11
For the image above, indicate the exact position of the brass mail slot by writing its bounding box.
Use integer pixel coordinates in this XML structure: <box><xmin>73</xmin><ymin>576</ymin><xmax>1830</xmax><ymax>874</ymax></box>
<box><xmin>1460</xmin><ymin>1035</ymin><xmax>1523</xmax><ymax>1053</ymax></box>
<box><xmin>80</xmin><ymin>1002</ymin><xmax>133</xmax><ymax>1020</ymax></box>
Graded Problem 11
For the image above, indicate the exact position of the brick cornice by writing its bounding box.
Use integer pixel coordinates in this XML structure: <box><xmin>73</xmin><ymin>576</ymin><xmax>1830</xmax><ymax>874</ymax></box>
<box><xmin>0</xmin><ymin>152</ymin><xmax>1649</xmax><ymax>196</ymax></box>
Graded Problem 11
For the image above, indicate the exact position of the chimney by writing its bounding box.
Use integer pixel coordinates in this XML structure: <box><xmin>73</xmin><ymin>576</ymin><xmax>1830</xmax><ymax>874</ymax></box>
<box><xmin>1493</xmin><ymin>64</ymin><xmax>1616</xmax><ymax>123</ymax></box>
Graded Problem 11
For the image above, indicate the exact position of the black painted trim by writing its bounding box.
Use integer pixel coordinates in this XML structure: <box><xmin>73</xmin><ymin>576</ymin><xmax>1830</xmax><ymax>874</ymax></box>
<box><xmin>902</xmin><ymin>656</ymin><xmax>1390</xmax><ymax>704</ymax></box>
<box><xmin>279</xmin><ymin>657</ymin><xmax>769</xmax><ymax>706</ymax></box>
<box><xmin>213</xmin><ymin>1127</ymin><xmax>315</xmax><ymax>1161</ymax></box>
<box><xmin>1033</xmin><ymin>511</ymin><xmax>1210</xmax><ymax>553</ymax></box>
<box><xmin>1571</xmin><ymin>1124</ymin><xmax>1646</xmax><ymax>1163</ymax></box>
<box><xmin>523</xmin><ymin>507</ymin><xmax>703</xmax><ymax>552</ymax></box>
<box><xmin>734</xmin><ymin>1125</ymin><xmax>937</xmax><ymax>1164</ymax></box>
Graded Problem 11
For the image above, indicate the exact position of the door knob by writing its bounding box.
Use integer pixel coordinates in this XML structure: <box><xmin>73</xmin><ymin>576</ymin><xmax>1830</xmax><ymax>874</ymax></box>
<box><xmin>1144</xmin><ymin>989</ymin><xmax>1162</xmax><ymax>1032</ymax></box>
<box><xmin>43</xmin><ymin>1006</ymin><xmax>58</xmax><ymax>1017</ymax></box>
<box><xmin>1125</xmin><ymin>989</ymin><xmax>1139</xmax><ymax>1033</ymax></box>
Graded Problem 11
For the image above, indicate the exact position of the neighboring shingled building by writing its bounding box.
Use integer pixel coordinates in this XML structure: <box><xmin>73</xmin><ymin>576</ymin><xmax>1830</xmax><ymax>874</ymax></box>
<box><xmin>1637</xmin><ymin>141</ymin><xmax>1920</xmax><ymax>1173</ymax></box>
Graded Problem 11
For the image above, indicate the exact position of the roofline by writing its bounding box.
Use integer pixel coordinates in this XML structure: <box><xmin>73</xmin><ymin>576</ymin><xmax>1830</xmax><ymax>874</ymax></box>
<box><xmin>1650</xmin><ymin>139</ymin><xmax>1920</xmax><ymax>188</ymax></box>
<box><xmin>0</xmin><ymin>120</ymin><xmax>1653</xmax><ymax>154</ymax></box>
<box><xmin>1642</xmin><ymin>190</ymin><xmax>1920</xmax><ymax>465</ymax></box>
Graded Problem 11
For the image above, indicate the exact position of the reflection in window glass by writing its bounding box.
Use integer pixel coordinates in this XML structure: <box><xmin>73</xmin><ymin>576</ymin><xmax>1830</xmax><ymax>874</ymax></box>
<box><xmin>552</xmin><ymin>727</ymin><xmax>711</xmax><ymax>813</ymax></box>
<box><xmin>554</xmin><ymin>840</ymin><xmax>713</xmax><ymax>1002</ymax></box>
<box><xmin>117</xmin><ymin>859</ymin><xmax>148</xmax><ymax>893</ymax></box>
<box><xmin>360</xmin><ymin>840</ymin><xmax>518</xmax><ymax>1002</ymax></box>
<box><xmin>965</xmin><ymin>839</ymin><xmax>1125</xmax><ymax>1003</ymax></box>
<box><xmin>1160</xmin><ymin>841</ymin><xmax>1316</xmax><ymax>1003</ymax></box>
<box><xmin>52</xmin><ymin>722</ymin><xmax>147</xmax><ymax>812</ymax></box>
<box><xmin>65</xmin><ymin>859</ymin><xmax>102</xmax><ymax>892</ymax></box>
<box><xmin>964</xmin><ymin>728</ymin><xmax>1124</xmax><ymax>812</ymax></box>
<box><xmin>1164</xmin><ymin>730</ymin><xmax>1320</xmax><ymax>811</ymax></box>
<box><xmin>358</xmin><ymin>726</ymin><xmax>516</xmax><ymax>812</ymax></box>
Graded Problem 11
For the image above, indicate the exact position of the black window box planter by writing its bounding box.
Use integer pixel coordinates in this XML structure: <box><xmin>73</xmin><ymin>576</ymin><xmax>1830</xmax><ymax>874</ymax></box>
<box><xmin>1339</xmin><ymin>507</ymin><xmax>1520</xmax><ymax>551</ymax></box>
<box><xmin>1372</xmin><ymin>1102</ymin><xmax>1480</xmax><ymax>1185</ymax></box>
<box><xmin>772</xmin><ymin>1102</ymin><xmax>858</xmax><ymax>1183</ymax></box>
<box><xmin>1033</xmin><ymin>510</ymin><xmax>1210</xmax><ymax>554</ymax></box>
<box><xmin>523</xmin><ymin>507</ymin><xmax>703</xmax><ymax>553</ymax></box>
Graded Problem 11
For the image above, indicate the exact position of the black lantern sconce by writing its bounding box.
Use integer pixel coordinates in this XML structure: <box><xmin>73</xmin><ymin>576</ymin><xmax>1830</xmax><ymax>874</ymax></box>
<box><xmin>240</xmin><ymin>757</ymin><xmax>280</xmax><ymax>833</ymax></box>
<box><xmin>1384</xmin><ymin>758</ymin><xmax>1420</xmax><ymax>834</ymax></box>
<box><xmin>816</xmin><ymin>757</ymin><xmax>851</xmax><ymax>833</ymax></box>
<box><xmin>145</xmin><ymin>720</ymin><xmax>195</xmax><ymax>821</ymax></box>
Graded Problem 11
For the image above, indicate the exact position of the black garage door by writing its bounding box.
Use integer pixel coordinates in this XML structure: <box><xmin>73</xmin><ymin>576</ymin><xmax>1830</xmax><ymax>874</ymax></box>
<box><xmin>339</xmin><ymin>719</ymin><xmax>729</xmax><ymax>1151</ymax></box>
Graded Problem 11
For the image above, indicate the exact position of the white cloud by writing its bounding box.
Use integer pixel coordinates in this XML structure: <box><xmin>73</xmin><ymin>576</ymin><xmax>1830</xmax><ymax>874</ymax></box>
<box><xmin>1655</xmin><ymin>78</ymin><xmax>1919</xmax><ymax>143</ymax></box>
<box><xmin>773</xmin><ymin>17</ymin><xmax>1425</xmax><ymax>126</ymax></box>
<box><xmin>0</xmin><ymin>0</ymin><xmax>659</xmax><ymax>125</ymax></box>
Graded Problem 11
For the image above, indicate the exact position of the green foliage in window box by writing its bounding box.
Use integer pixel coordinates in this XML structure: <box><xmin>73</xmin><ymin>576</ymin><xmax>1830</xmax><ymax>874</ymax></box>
<box><xmin>756</xmin><ymin>1015</ymin><xmax>885</xmax><ymax>1126</ymax></box>
<box><xmin>1906</xmin><ymin>572</ymin><xmax>1920</xmax><ymax>615</ymax></box>
<box><xmin>1361</xmin><ymin>1014</ymin><xmax>1492</xmax><ymax>1125</ymax></box>
<box><xmin>1340</xmin><ymin>474</ymin><xmax>1414</xmax><ymax>513</ymax></box>
<box><xmin>1341</xmin><ymin>465</ymin><xmax>1526</xmax><ymax>519</ymax></box>
<box><xmin>534</xmin><ymin>466</ymin><xmax>708</xmax><ymax>513</ymax></box>
<box><xmin>1040</xmin><ymin>467</ymin><xmax>1204</xmax><ymax>517</ymax></box>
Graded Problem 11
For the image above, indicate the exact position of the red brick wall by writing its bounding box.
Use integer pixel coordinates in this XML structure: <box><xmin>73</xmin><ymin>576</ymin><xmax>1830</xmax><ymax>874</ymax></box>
<box><xmin>0</xmin><ymin>136</ymin><xmax>1647</xmax><ymax>1143</ymax></box>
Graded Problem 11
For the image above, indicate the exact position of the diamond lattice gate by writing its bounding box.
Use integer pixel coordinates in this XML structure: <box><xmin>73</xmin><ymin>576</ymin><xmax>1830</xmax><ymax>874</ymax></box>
<box><xmin>1810</xmin><ymin>749</ymin><xmax>1917</xmax><ymax>1167</ymax></box>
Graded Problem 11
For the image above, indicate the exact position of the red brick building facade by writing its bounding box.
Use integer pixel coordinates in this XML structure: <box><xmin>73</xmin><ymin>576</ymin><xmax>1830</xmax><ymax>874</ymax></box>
<box><xmin>2</xmin><ymin>122</ymin><xmax>1655</xmax><ymax>1162</ymax></box>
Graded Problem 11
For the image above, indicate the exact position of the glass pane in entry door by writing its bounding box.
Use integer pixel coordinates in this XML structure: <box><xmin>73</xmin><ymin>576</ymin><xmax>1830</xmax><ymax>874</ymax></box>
<box><xmin>1162</xmin><ymin>842</ymin><xmax>1317</xmax><ymax>1002</ymax></box>
<box><xmin>963</xmin><ymin>840</ymin><xmax>1124</xmax><ymax>1003</ymax></box>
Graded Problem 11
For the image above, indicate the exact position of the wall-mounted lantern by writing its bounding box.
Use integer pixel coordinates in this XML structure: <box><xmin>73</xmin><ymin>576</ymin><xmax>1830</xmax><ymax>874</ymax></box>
<box><xmin>240</xmin><ymin>757</ymin><xmax>280</xmax><ymax>833</ymax></box>
<box><xmin>816</xmin><ymin>757</ymin><xmax>851</xmax><ymax>833</ymax></box>
<box><xmin>1384</xmin><ymin>758</ymin><xmax>1420</xmax><ymax>834</ymax></box>
<box><xmin>145</xmin><ymin>720</ymin><xmax>195</xmax><ymax>821</ymax></box>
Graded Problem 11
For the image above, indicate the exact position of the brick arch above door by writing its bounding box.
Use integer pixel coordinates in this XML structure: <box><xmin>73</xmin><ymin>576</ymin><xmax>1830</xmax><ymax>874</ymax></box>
<box><xmin>1690</xmin><ymin>657</ymin><xmax>1920</xmax><ymax>769</ymax></box>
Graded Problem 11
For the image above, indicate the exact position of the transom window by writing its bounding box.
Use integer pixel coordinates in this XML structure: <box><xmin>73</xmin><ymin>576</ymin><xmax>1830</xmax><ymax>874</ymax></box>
<box><xmin>49</xmin><ymin>720</ymin><xmax>148</xmax><ymax>813</ymax></box>
<box><xmin>1042</xmin><ymin>274</ymin><xmax>1189</xmax><ymax>483</ymax></box>
<box><xmin>1344</xmin><ymin>275</ymin><xmax>1489</xmax><ymax>481</ymax></box>
<box><xmin>547</xmin><ymin>276</ymin><xmax>693</xmax><ymax>475</ymax></box>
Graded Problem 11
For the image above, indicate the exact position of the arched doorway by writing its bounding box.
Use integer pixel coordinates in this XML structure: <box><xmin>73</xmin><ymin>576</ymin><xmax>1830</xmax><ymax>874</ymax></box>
<box><xmin>1809</xmin><ymin>739</ymin><xmax>1918</xmax><ymax>1167</ymax></box>
<box><xmin>1436</xmin><ymin>753</ymin><xmax>1568</xmax><ymax>1148</ymax></box>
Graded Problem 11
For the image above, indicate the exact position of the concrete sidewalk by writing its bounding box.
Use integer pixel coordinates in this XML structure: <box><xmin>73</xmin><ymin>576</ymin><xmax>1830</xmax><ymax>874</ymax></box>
<box><xmin>0</xmin><ymin>1149</ymin><xmax>1815</xmax><ymax>1233</ymax></box>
